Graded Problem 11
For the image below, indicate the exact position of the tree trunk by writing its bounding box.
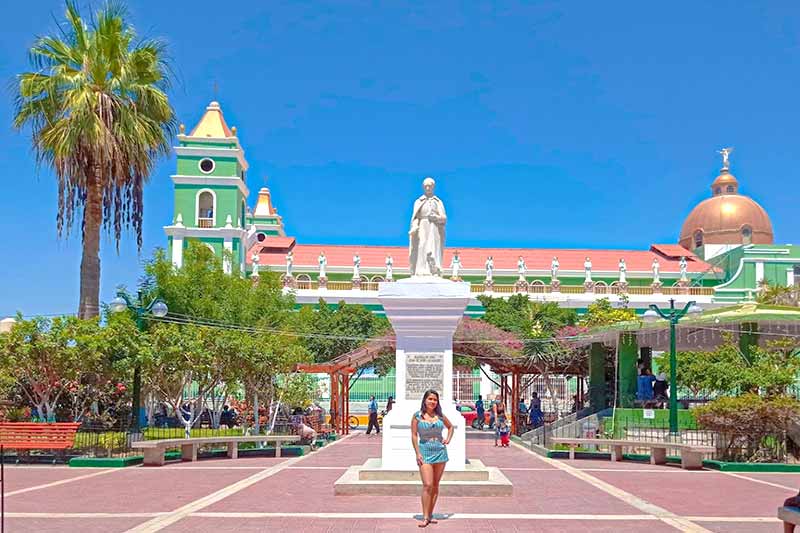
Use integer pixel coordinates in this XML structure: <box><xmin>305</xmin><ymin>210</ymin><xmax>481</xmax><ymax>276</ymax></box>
<box><xmin>78</xmin><ymin>171</ymin><xmax>103</xmax><ymax>319</ymax></box>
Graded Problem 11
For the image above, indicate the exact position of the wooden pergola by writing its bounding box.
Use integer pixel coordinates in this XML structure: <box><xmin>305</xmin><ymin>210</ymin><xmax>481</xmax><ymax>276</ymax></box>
<box><xmin>295</xmin><ymin>318</ymin><xmax>588</xmax><ymax>435</ymax></box>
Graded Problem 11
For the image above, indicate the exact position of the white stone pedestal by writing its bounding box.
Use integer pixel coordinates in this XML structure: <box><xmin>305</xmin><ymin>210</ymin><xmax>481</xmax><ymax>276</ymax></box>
<box><xmin>378</xmin><ymin>277</ymin><xmax>471</xmax><ymax>471</ymax></box>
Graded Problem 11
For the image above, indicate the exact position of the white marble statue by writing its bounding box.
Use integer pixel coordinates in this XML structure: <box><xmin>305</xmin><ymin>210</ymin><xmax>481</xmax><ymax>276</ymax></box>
<box><xmin>485</xmin><ymin>256</ymin><xmax>494</xmax><ymax>282</ymax></box>
<box><xmin>318</xmin><ymin>252</ymin><xmax>327</xmax><ymax>278</ymax></box>
<box><xmin>718</xmin><ymin>147</ymin><xmax>733</xmax><ymax>170</ymax></box>
<box><xmin>618</xmin><ymin>258</ymin><xmax>627</xmax><ymax>284</ymax></box>
<box><xmin>450</xmin><ymin>251</ymin><xmax>462</xmax><ymax>279</ymax></box>
<box><xmin>584</xmin><ymin>257</ymin><xmax>592</xmax><ymax>282</ymax></box>
<box><xmin>385</xmin><ymin>255</ymin><xmax>394</xmax><ymax>280</ymax></box>
<box><xmin>353</xmin><ymin>254</ymin><xmax>361</xmax><ymax>280</ymax></box>
<box><xmin>517</xmin><ymin>256</ymin><xmax>526</xmax><ymax>281</ymax></box>
<box><xmin>285</xmin><ymin>251</ymin><xmax>294</xmax><ymax>277</ymax></box>
<box><xmin>408</xmin><ymin>177</ymin><xmax>447</xmax><ymax>277</ymax></box>
<box><xmin>679</xmin><ymin>256</ymin><xmax>688</xmax><ymax>281</ymax></box>
<box><xmin>652</xmin><ymin>258</ymin><xmax>660</xmax><ymax>283</ymax></box>
<box><xmin>251</xmin><ymin>253</ymin><xmax>260</xmax><ymax>276</ymax></box>
<box><xmin>551</xmin><ymin>256</ymin><xmax>560</xmax><ymax>280</ymax></box>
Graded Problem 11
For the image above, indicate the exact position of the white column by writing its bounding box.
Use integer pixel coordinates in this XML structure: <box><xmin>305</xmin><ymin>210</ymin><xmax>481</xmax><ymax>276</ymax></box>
<box><xmin>755</xmin><ymin>261</ymin><xmax>765</xmax><ymax>286</ymax></box>
<box><xmin>480</xmin><ymin>364</ymin><xmax>494</xmax><ymax>398</ymax></box>
<box><xmin>378</xmin><ymin>278</ymin><xmax>471</xmax><ymax>471</ymax></box>
<box><xmin>172</xmin><ymin>236</ymin><xmax>184</xmax><ymax>268</ymax></box>
<box><xmin>788</xmin><ymin>269</ymin><xmax>795</xmax><ymax>287</ymax></box>
<box><xmin>223</xmin><ymin>238</ymin><xmax>233</xmax><ymax>274</ymax></box>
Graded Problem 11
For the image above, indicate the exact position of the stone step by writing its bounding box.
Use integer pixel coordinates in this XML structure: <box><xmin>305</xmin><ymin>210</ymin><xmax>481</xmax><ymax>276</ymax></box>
<box><xmin>357</xmin><ymin>458</ymin><xmax>490</xmax><ymax>481</ymax></box>
<box><xmin>335</xmin><ymin>458</ymin><xmax>513</xmax><ymax>497</ymax></box>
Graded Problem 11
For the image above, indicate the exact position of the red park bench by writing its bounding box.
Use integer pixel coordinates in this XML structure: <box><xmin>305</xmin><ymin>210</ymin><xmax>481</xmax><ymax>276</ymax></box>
<box><xmin>0</xmin><ymin>422</ymin><xmax>82</xmax><ymax>452</ymax></box>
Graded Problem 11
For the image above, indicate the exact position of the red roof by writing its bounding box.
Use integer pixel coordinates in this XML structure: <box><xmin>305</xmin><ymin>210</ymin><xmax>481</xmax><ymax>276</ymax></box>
<box><xmin>256</xmin><ymin>236</ymin><xmax>296</xmax><ymax>250</ymax></box>
<box><xmin>248</xmin><ymin>240</ymin><xmax>718</xmax><ymax>274</ymax></box>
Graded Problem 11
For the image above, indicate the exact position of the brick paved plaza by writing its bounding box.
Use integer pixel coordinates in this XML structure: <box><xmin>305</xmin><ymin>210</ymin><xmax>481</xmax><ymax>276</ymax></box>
<box><xmin>3</xmin><ymin>431</ymin><xmax>794</xmax><ymax>532</ymax></box>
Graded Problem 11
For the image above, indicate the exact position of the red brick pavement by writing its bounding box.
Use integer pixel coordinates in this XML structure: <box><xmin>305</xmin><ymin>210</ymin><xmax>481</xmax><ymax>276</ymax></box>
<box><xmin>0</xmin><ymin>431</ymin><xmax>791</xmax><ymax>532</ymax></box>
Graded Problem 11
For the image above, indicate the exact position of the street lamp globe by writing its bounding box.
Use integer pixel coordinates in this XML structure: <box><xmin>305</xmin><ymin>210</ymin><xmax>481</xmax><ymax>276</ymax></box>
<box><xmin>688</xmin><ymin>304</ymin><xmax>703</xmax><ymax>315</ymax></box>
<box><xmin>109</xmin><ymin>296</ymin><xmax>128</xmax><ymax>314</ymax></box>
<box><xmin>642</xmin><ymin>309</ymin><xmax>660</xmax><ymax>322</ymax></box>
<box><xmin>151</xmin><ymin>300</ymin><xmax>168</xmax><ymax>318</ymax></box>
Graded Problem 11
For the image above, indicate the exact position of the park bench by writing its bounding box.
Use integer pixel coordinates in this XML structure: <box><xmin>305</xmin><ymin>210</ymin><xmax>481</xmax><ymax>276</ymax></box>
<box><xmin>0</xmin><ymin>422</ymin><xmax>82</xmax><ymax>453</ymax></box>
<box><xmin>131</xmin><ymin>435</ymin><xmax>301</xmax><ymax>466</ymax></box>
<box><xmin>778</xmin><ymin>506</ymin><xmax>800</xmax><ymax>531</ymax></box>
<box><xmin>550</xmin><ymin>437</ymin><xmax>715</xmax><ymax>470</ymax></box>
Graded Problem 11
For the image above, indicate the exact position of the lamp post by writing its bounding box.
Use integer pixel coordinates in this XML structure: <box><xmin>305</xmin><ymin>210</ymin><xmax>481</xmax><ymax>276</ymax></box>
<box><xmin>642</xmin><ymin>298</ymin><xmax>702</xmax><ymax>436</ymax></box>
<box><xmin>109</xmin><ymin>291</ymin><xmax>168</xmax><ymax>430</ymax></box>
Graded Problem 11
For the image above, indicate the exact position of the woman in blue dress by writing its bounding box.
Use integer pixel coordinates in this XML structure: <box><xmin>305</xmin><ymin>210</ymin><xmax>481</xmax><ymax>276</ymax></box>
<box><xmin>411</xmin><ymin>389</ymin><xmax>454</xmax><ymax>528</ymax></box>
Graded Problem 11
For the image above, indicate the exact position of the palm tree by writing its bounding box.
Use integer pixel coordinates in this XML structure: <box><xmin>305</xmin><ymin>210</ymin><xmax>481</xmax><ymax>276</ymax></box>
<box><xmin>13</xmin><ymin>2</ymin><xmax>176</xmax><ymax>318</ymax></box>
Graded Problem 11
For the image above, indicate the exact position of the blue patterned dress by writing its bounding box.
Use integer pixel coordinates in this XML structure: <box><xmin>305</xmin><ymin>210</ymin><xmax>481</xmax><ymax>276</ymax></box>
<box><xmin>415</xmin><ymin>411</ymin><xmax>448</xmax><ymax>464</ymax></box>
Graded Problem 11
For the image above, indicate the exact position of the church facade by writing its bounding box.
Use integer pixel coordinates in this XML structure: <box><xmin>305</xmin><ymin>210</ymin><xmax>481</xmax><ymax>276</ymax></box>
<box><xmin>165</xmin><ymin>102</ymin><xmax>800</xmax><ymax>314</ymax></box>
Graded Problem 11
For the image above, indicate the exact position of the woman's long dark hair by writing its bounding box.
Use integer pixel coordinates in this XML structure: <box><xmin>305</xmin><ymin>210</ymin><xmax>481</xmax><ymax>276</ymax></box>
<box><xmin>420</xmin><ymin>389</ymin><xmax>443</xmax><ymax>418</ymax></box>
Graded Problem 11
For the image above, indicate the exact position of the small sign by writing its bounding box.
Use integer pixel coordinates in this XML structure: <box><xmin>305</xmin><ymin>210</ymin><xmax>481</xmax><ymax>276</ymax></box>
<box><xmin>643</xmin><ymin>409</ymin><xmax>655</xmax><ymax>420</ymax></box>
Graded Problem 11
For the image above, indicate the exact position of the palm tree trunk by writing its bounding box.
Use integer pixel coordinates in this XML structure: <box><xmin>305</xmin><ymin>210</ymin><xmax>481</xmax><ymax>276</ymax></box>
<box><xmin>78</xmin><ymin>171</ymin><xmax>102</xmax><ymax>319</ymax></box>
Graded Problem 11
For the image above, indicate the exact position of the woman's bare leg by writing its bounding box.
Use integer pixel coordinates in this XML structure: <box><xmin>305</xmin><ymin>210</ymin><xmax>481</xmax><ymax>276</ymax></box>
<box><xmin>429</xmin><ymin>461</ymin><xmax>447</xmax><ymax>522</ymax></box>
<box><xmin>419</xmin><ymin>463</ymin><xmax>434</xmax><ymax>526</ymax></box>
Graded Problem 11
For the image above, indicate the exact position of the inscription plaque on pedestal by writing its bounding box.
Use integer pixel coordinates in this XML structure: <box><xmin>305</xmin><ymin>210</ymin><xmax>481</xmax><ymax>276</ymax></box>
<box><xmin>405</xmin><ymin>351</ymin><xmax>444</xmax><ymax>400</ymax></box>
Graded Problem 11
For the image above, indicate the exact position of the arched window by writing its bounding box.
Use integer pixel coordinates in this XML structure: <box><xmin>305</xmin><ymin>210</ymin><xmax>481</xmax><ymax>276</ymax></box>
<box><xmin>371</xmin><ymin>276</ymin><xmax>385</xmax><ymax>283</ymax></box>
<box><xmin>196</xmin><ymin>190</ymin><xmax>216</xmax><ymax>228</ymax></box>
<box><xmin>595</xmin><ymin>281</ymin><xmax>608</xmax><ymax>294</ymax></box>
<box><xmin>528</xmin><ymin>280</ymin><xmax>545</xmax><ymax>294</ymax></box>
<box><xmin>693</xmin><ymin>229</ymin><xmax>704</xmax><ymax>249</ymax></box>
<box><xmin>741</xmin><ymin>225</ymin><xmax>752</xmax><ymax>245</ymax></box>
<box><xmin>256</xmin><ymin>233</ymin><xmax>266</xmax><ymax>242</ymax></box>
<box><xmin>296</xmin><ymin>274</ymin><xmax>311</xmax><ymax>289</ymax></box>
<box><xmin>714</xmin><ymin>187</ymin><xmax>722</xmax><ymax>195</ymax></box>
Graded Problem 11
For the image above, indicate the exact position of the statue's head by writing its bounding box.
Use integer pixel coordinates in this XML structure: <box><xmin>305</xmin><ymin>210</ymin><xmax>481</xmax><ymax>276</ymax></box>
<box><xmin>422</xmin><ymin>177</ymin><xmax>435</xmax><ymax>197</ymax></box>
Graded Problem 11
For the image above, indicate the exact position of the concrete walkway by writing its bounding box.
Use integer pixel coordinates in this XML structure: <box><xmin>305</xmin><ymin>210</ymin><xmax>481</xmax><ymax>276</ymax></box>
<box><xmin>2</xmin><ymin>431</ymin><xmax>794</xmax><ymax>532</ymax></box>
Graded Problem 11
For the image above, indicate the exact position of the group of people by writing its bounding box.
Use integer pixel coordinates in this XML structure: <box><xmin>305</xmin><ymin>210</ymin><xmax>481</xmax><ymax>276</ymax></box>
<box><xmin>637</xmin><ymin>368</ymin><xmax>670</xmax><ymax>407</ymax></box>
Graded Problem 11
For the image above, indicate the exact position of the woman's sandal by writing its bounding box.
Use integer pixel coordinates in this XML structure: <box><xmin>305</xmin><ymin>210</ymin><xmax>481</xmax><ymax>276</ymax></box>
<box><xmin>418</xmin><ymin>517</ymin><xmax>430</xmax><ymax>528</ymax></box>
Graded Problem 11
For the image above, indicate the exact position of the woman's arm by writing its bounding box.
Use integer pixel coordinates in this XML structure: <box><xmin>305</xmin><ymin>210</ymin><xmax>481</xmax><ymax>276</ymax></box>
<box><xmin>441</xmin><ymin>415</ymin><xmax>455</xmax><ymax>445</ymax></box>
<box><xmin>411</xmin><ymin>415</ymin><xmax>423</xmax><ymax>465</ymax></box>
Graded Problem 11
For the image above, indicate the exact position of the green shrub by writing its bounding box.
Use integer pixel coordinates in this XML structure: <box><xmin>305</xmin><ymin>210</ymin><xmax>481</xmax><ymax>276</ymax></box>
<box><xmin>695</xmin><ymin>394</ymin><xmax>799</xmax><ymax>462</ymax></box>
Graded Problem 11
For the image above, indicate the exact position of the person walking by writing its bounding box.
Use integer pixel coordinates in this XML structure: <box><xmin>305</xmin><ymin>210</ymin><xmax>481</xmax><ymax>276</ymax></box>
<box><xmin>366</xmin><ymin>395</ymin><xmax>380</xmax><ymax>435</ymax></box>
<box><xmin>411</xmin><ymin>389</ymin><xmax>453</xmax><ymax>528</ymax></box>
<box><xmin>493</xmin><ymin>399</ymin><xmax>507</xmax><ymax>446</ymax></box>
<box><xmin>386</xmin><ymin>395</ymin><xmax>394</xmax><ymax>413</ymax></box>
<box><xmin>475</xmin><ymin>395</ymin><xmax>485</xmax><ymax>429</ymax></box>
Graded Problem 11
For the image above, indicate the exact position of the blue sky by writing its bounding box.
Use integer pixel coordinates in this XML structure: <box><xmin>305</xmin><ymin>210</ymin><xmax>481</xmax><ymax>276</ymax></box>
<box><xmin>2</xmin><ymin>1</ymin><xmax>799</xmax><ymax>316</ymax></box>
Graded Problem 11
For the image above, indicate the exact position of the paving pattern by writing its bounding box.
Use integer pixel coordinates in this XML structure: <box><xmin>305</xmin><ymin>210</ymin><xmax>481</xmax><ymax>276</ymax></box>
<box><xmin>2</xmin><ymin>431</ymin><xmax>795</xmax><ymax>532</ymax></box>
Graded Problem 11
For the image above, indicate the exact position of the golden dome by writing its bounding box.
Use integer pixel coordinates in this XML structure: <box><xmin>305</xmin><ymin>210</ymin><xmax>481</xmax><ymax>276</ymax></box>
<box><xmin>679</xmin><ymin>169</ymin><xmax>773</xmax><ymax>250</ymax></box>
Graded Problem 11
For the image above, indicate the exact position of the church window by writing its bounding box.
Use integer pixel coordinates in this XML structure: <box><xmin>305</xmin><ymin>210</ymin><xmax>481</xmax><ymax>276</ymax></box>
<box><xmin>693</xmin><ymin>230</ymin><xmax>704</xmax><ymax>249</ymax></box>
<box><xmin>257</xmin><ymin>233</ymin><xmax>266</xmax><ymax>242</ymax></box>
<box><xmin>726</xmin><ymin>185</ymin><xmax>735</xmax><ymax>193</ymax></box>
<box><xmin>196</xmin><ymin>190</ymin><xmax>215</xmax><ymax>227</ymax></box>
<box><xmin>741</xmin><ymin>225</ymin><xmax>752</xmax><ymax>245</ymax></box>
<box><xmin>199</xmin><ymin>158</ymin><xmax>215</xmax><ymax>174</ymax></box>
<box><xmin>714</xmin><ymin>187</ymin><xmax>721</xmax><ymax>195</ymax></box>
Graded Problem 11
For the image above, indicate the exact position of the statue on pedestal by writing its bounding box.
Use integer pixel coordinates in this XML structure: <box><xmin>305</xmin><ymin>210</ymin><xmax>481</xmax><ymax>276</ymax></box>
<box><xmin>318</xmin><ymin>252</ymin><xmax>327</xmax><ymax>279</ymax></box>
<box><xmin>408</xmin><ymin>177</ymin><xmax>446</xmax><ymax>277</ymax></box>
<box><xmin>285</xmin><ymin>251</ymin><xmax>294</xmax><ymax>277</ymax></box>
<box><xmin>551</xmin><ymin>256</ymin><xmax>560</xmax><ymax>281</ymax></box>
<box><xmin>584</xmin><ymin>257</ymin><xmax>593</xmax><ymax>282</ymax></box>
<box><xmin>517</xmin><ymin>256</ymin><xmax>527</xmax><ymax>281</ymax></box>
<box><xmin>485</xmin><ymin>256</ymin><xmax>494</xmax><ymax>282</ymax></box>
<box><xmin>385</xmin><ymin>255</ymin><xmax>394</xmax><ymax>281</ymax></box>
<box><xmin>251</xmin><ymin>253</ymin><xmax>260</xmax><ymax>277</ymax></box>
<box><xmin>450</xmin><ymin>251</ymin><xmax>462</xmax><ymax>280</ymax></box>
<box><xmin>353</xmin><ymin>254</ymin><xmax>361</xmax><ymax>280</ymax></box>
<box><xmin>651</xmin><ymin>258</ymin><xmax>660</xmax><ymax>283</ymax></box>
<box><xmin>679</xmin><ymin>256</ymin><xmax>688</xmax><ymax>281</ymax></box>
<box><xmin>618</xmin><ymin>258</ymin><xmax>627</xmax><ymax>284</ymax></box>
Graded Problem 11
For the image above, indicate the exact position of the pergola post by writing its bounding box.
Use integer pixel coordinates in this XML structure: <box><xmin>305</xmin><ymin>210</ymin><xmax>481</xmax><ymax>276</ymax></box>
<box><xmin>510</xmin><ymin>371</ymin><xmax>519</xmax><ymax>435</ymax></box>
<box><xmin>344</xmin><ymin>371</ymin><xmax>351</xmax><ymax>435</ymax></box>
